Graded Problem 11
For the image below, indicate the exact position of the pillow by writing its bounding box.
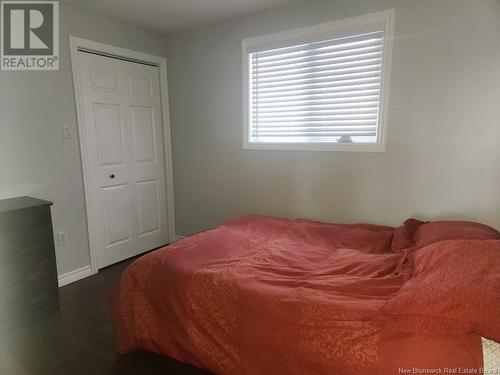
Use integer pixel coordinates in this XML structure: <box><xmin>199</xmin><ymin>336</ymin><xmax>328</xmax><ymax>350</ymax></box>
<box><xmin>391</xmin><ymin>218</ymin><xmax>425</xmax><ymax>250</ymax></box>
<box><xmin>380</xmin><ymin>240</ymin><xmax>500</xmax><ymax>341</ymax></box>
<box><xmin>391</xmin><ymin>219</ymin><xmax>500</xmax><ymax>250</ymax></box>
<box><xmin>413</xmin><ymin>221</ymin><xmax>500</xmax><ymax>248</ymax></box>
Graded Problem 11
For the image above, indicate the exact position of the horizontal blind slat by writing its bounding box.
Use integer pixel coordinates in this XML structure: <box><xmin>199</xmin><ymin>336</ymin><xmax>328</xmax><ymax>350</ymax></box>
<box><xmin>253</xmin><ymin>61</ymin><xmax>382</xmax><ymax>80</ymax></box>
<box><xmin>252</xmin><ymin>53</ymin><xmax>382</xmax><ymax>74</ymax></box>
<box><xmin>253</xmin><ymin>75</ymin><xmax>380</xmax><ymax>91</ymax></box>
<box><xmin>252</xmin><ymin>127</ymin><xmax>377</xmax><ymax>133</ymax></box>
<box><xmin>250</xmin><ymin>136</ymin><xmax>378</xmax><ymax>143</ymax></box>
<box><xmin>253</xmin><ymin>81</ymin><xmax>381</xmax><ymax>95</ymax></box>
<box><xmin>253</xmin><ymin>89</ymin><xmax>381</xmax><ymax>103</ymax></box>
<box><xmin>253</xmin><ymin>45</ymin><xmax>383</xmax><ymax>69</ymax></box>
<box><xmin>256</xmin><ymin>96</ymin><xmax>380</xmax><ymax>107</ymax></box>
<box><xmin>255</xmin><ymin>113</ymin><xmax>378</xmax><ymax>120</ymax></box>
<box><xmin>255</xmin><ymin>69</ymin><xmax>380</xmax><ymax>86</ymax></box>
<box><xmin>253</xmin><ymin>31</ymin><xmax>384</xmax><ymax>59</ymax></box>
<box><xmin>253</xmin><ymin>119</ymin><xmax>377</xmax><ymax>125</ymax></box>
<box><xmin>254</xmin><ymin>107</ymin><xmax>379</xmax><ymax>115</ymax></box>
<box><xmin>252</xmin><ymin>131</ymin><xmax>376</xmax><ymax>138</ymax></box>
<box><xmin>254</xmin><ymin>104</ymin><xmax>380</xmax><ymax>114</ymax></box>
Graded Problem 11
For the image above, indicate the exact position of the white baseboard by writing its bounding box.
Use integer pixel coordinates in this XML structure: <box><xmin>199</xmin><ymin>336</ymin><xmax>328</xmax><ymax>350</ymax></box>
<box><xmin>175</xmin><ymin>234</ymin><xmax>186</xmax><ymax>241</ymax></box>
<box><xmin>58</xmin><ymin>238</ymin><xmax>186</xmax><ymax>287</ymax></box>
<box><xmin>58</xmin><ymin>265</ymin><xmax>93</xmax><ymax>287</ymax></box>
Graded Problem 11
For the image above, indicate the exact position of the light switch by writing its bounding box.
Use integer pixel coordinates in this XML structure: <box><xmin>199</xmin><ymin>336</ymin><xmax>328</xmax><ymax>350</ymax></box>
<box><xmin>62</xmin><ymin>125</ymin><xmax>72</xmax><ymax>140</ymax></box>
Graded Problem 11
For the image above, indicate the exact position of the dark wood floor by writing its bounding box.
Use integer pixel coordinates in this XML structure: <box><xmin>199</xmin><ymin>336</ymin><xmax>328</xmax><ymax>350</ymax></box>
<box><xmin>0</xmin><ymin>259</ymin><xmax>211</xmax><ymax>375</ymax></box>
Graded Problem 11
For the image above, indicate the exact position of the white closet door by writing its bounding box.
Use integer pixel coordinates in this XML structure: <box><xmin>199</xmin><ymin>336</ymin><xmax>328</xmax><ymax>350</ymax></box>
<box><xmin>77</xmin><ymin>51</ymin><xmax>169</xmax><ymax>268</ymax></box>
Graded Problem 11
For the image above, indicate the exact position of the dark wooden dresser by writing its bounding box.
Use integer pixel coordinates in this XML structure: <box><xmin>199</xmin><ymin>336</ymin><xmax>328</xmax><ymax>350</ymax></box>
<box><xmin>0</xmin><ymin>196</ymin><xmax>59</xmax><ymax>321</ymax></box>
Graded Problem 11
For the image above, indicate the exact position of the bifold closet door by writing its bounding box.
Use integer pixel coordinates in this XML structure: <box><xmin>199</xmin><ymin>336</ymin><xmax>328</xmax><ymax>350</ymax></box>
<box><xmin>77</xmin><ymin>51</ymin><xmax>169</xmax><ymax>268</ymax></box>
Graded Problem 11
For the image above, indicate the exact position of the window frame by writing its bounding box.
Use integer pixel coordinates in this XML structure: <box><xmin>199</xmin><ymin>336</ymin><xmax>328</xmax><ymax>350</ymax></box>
<box><xmin>242</xmin><ymin>10</ymin><xmax>395</xmax><ymax>152</ymax></box>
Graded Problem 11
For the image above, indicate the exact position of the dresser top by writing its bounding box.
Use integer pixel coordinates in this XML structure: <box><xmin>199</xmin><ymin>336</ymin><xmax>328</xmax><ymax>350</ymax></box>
<box><xmin>0</xmin><ymin>196</ymin><xmax>53</xmax><ymax>213</ymax></box>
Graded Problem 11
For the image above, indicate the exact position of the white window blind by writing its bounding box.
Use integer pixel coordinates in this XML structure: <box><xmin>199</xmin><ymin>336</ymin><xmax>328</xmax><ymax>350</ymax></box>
<box><xmin>243</xmin><ymin>11</ymin><xmax>394</xmax><ymax>151</ymax></box>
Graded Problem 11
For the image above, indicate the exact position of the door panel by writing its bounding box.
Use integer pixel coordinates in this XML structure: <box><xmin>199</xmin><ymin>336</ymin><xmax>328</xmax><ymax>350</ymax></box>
<box><xmin>93</xmin><ymin>103</ymin><xmax>124</xmax><ymax>166</ymax></box>
<box><xmin>136</xmin><ymin>180</ymin><xmax>160</xmax><ymax>236</ymax></box>
<box><xmin>77</xmin><ymin>51</ymin><xmax>169</xmax><ymax>268</ymax></box>
<box><xmin>102</xmin><ymin>185</ymin><xmax>131</xmax><ymax>246</ymax></box>
<box><xmin>130</xmin><ymin>106</ymin><xmax>156</xmax><ymax>163</ymax></box>
<box><xmin>128</xmin><ymin>73</ymin><xmax>153</xmax><ymax>96</ymax></box>
<box><xmin>91</xmin><ymin>68</ymin><xmax>120</xmax><ymax>92</ymax></box>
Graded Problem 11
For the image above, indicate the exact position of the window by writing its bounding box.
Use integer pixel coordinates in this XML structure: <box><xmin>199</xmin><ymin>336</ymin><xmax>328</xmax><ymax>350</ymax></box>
<box><xmin>242</xmin><ymin>10</ymin><xmax>394</xmax><ymax>151</ymax></box>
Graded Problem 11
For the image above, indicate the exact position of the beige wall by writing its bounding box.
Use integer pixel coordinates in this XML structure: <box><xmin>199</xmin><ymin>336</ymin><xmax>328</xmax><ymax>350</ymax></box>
<box><xmin>166</xmin><ymin>0</ymin><xmax>500</xmax><ymax>236</ymax></box>
<box><xmin>0</xmin><ymin>3</ymin><xmax>167</xmax><ymax>275</ymax></box>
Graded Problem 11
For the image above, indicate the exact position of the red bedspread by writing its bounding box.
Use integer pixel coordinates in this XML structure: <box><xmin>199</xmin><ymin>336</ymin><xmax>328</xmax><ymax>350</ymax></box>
<box><xmin>110</xmin><ymin>216</ymin><xmax>500</xmax><ymax>375</ymax></box>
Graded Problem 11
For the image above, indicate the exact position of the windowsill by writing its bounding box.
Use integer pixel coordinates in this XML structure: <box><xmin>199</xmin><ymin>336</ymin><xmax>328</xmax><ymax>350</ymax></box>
<box><xmin>243</xmin><ymin>141</ymin><xmax>386</xmax><ymax>152</ymax></box>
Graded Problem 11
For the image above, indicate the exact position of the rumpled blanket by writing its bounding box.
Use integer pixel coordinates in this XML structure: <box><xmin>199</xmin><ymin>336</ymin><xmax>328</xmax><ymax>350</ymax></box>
<box><xmin>110</xmin><ymin>215</ymin><xmax>500</xmax><ymax>375</ymax></box>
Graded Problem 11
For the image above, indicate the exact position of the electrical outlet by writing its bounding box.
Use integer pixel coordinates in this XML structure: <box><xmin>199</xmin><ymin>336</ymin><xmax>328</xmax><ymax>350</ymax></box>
<box><xmin>62</xmin><ymin>125</ymin><xmax>72</xmax><ymax>140</ymax></box>
<box><xmin>57</xmin><ymin>231</ymin><xmax>68</xmax><ymax>246</ymax></box>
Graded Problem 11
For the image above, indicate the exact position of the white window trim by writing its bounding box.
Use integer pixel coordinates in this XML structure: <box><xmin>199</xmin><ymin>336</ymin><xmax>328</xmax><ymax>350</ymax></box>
<box><xmin>242</xmin><ymin>9</ymin><xmax>395</xmax><ymax>152</ymax></box>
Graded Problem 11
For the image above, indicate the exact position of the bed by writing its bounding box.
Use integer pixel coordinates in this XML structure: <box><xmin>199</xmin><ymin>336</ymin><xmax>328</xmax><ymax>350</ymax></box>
<box><xmin>110</xmin><ymin>215</ymin><xmax>500</xmax><ymax>375</ymax></box>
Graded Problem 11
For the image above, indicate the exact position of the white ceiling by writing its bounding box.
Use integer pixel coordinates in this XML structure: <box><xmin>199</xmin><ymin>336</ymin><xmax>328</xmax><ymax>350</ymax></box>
<box><xmin>63</xmin><ymin>0</ymin><xmax>302</xmax><ymax>35</ymax></box>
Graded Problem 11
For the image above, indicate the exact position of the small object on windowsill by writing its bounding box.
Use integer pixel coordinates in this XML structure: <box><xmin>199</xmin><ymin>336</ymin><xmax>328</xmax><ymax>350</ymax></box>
<box><xmin>338</xmin><ymin>135</ymin><xmax>353</xmax><ymax>143</ymax></box>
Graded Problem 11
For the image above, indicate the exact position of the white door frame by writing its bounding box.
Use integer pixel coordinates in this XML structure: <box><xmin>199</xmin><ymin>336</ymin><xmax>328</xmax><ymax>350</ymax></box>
<box><xmin>69</xmin><ymin>36</ymin><xmax>176</xmax><ymax>275</ymax></box>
